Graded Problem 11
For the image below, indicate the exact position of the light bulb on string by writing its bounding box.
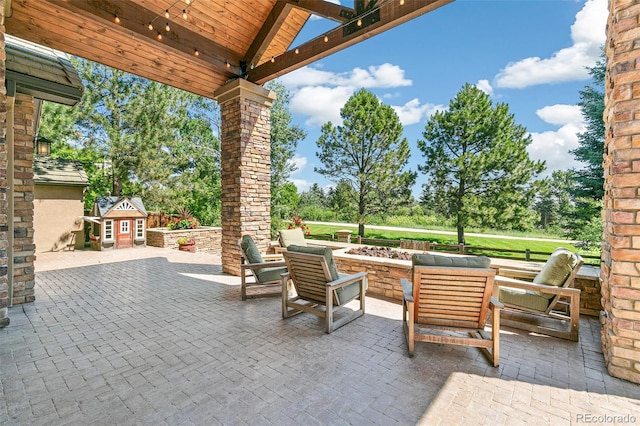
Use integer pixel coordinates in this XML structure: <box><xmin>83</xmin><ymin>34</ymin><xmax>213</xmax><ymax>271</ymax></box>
<box><xmin>194</xmin><ymin>49</ymin><xmax>200</xmax><ymax>57</ymax></box>
<box><xmin>271</xmin><ymin>56</ymin><xmax>275</xmax><ymax>63</ymax></box>
<box><xmin>323</xmin><ymin>35</ymin><xmax>328</xmax><ymax>42</ymax></box>
<box><xmin>157</xmin><ymin>33</ymin><xmax>163</xmax><ymax>41</ymax></box>
<box><xmin>357</xmin><ymin>18</ymin><xmax>362</xmax><ymax>26</ymax></box>
<box><xmin>114</xmin><ymin>15</ymin><xmax>120</xmax><ymax>24</ymax></box>
<box><xmin>164</xmin><ymin>9</ymin><xmax>170</xmax><ymax>19</ymax></box>
<box><xmin>185</xmin><ymin>0</ymin><xmax>191</xmax><ymax>4</ymax></box>
<box><xmin>182</xmin><ymin>10</ymin><xmax>188</xmax><ymax>19</ymax></box>
<box><xmin>294</xmin><ymin>48</ymin><xmax>299</xmax><ymax>54</ymax></box>
<box><xmin>148</xmin><ymin>22</ymin><xmax>154</xmax><ymax>31</ymax></box>
<box><xmin>400</xmin><ymin>0</ymin><xmax>404</xmax><ymax>4</ymax></box>
<box><xmin>226</xmin><ymin>61</ymin><xmax>231</xmax><ymax>68</ymax></box>
<box><xmin>165</xmin><ymin>23</ymin><xmax>171</xmax><ymax>32</ymax></box>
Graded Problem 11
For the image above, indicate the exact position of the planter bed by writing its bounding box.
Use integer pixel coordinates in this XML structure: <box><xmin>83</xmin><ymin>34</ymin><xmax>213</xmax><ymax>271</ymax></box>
<box><xmin>146</xmin><ymin>227</ymin><xmax>222</xmax><ymax>254</ymax></box>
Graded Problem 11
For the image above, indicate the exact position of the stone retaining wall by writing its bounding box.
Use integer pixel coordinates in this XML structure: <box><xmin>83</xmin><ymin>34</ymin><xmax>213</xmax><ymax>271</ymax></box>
<box><xmin>146</xmin><ymin>227</ymin><xmax>222</xmax><ymax>254</ymax></box>
<box><xmin>332</xmin><ymin>249</ymin><xmax>603</xmax><ymax>315</ymax></box>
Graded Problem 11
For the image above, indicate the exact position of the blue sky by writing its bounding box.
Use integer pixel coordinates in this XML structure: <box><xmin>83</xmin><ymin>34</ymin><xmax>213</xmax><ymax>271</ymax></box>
<box><xmin>274</xmin><ymin>0</ymin><xmax>607</xmax><ymax>196</ymax></box>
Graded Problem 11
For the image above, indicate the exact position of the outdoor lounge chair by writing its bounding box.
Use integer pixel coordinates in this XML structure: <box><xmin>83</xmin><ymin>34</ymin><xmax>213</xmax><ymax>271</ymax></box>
<box><xmin>239</xmin><ymin>235</ymin><xmax>287</xmax><ymax>301</ymax></box>
<box><xmin>494</xmin><ymin>248</ymin><xmax>584</xmax><ymax>341</ymax></box>
<box><xmin>278</xmin><ymin>227</ymin><xmax>308</xmax><ymax>250</ymax></box>
<box><xmin>281</xmin><ymin>245</ymin><xmax>367</xmax><ymax>333</ymax></box>
<box><xmin>401</xmin><ymin>253</ymin><xmax>501</xmax><ymax>366</ymax></box>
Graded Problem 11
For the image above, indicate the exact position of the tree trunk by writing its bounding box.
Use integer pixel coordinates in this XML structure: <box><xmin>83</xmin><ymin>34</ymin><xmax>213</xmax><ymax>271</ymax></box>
<box><xmin>358</xmin><ymin>223</ymin><xmax>364</xmax><ymax>237</ymax></box>
<box><xmin>457</xmin><ymin>222</ymin><xmax>465</xmax><ymax>245</ymax></box>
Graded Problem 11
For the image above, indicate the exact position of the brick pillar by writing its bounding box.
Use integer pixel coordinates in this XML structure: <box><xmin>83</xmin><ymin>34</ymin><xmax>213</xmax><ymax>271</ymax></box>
<box><xmin>602</xmin><ymin>0</ymin><xmax>640</xmax><ymax>384</ymax></box>
<box><xmin>0</xmin><ymin>0</ymin><xmax>9</xmax><ymax>328</ymax></box>
<box><xmin>11</xmin><ymin>94</ymin><xmax>35</xmax><ymax>304</ymax></box>
<box><xmin>214</xmin><ymin>79</ymin><xmax>274</xmax><ymax>275</ymax></box>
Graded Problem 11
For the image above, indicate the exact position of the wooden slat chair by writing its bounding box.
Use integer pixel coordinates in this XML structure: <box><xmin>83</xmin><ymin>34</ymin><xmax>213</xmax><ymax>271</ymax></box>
<box><xmin>239</xmin><ymin>235</ymin><xmax>287</xmax><ymax>301</ymax></box>
<box><xmin>281</xmin><ymin>245</ymin><xmax>367</xmax><ymax>334</ymax></box>
<box><xmin>401</xmin><ymin>253</ymin><xmax>502</xmax><ymax>367</ymax></box>
<box><xmin>494</xmin><ymin>248</ymin><xmax>584</xmax><ymax>341</ymax></box>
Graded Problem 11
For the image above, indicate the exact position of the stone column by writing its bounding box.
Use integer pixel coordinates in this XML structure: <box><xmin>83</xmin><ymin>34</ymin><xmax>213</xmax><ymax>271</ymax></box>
<box><xmin>214</xmin><ymin>79</ymin><xmax>274</xmax><ymax>275</ymax></box>
<box><xmin>0</xmin><ymin>0</ymin><xmax>9</xmax><ymax>328</ymax></box>
<box><xmin>11</xmin><ymin>94</ymin><xmax>35</xmax><ymax>304</ymax></box>
<box><xmin>602</xmin><ymin>0</ymin><xmax>640</xmax><ymax>384</ymax></box>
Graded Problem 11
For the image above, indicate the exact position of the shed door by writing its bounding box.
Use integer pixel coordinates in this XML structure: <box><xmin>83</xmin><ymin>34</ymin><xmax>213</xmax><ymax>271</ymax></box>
<box><xmin>117</xmin><ymin>219</ymin><xmax>133</xmax><ymax>248</ymax></box>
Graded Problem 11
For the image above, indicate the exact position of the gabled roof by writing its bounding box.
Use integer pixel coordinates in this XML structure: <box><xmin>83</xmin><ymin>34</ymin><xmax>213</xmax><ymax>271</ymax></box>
<box><xmin>95</xmin><ymin>196</ymin><xmax>148</xmax><ymax>218</ymax></box>
<box><xmin>5</xmin><ymin>35</ymin><xmax>83</xmax><ymax>106</ymax></box>
<box><xmin>34</xmin><ymin>157</ymin><xmax>88</xmax><ymax>187</ymax></box>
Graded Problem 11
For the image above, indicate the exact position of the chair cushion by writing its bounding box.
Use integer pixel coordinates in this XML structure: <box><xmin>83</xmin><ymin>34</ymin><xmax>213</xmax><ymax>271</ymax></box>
<box><xmin>499</xmin><ymin>287</ymin><xmax>550</xmax><ymax>312</ymax></box>
<box><xmin>412</xmin><ymin>253</ymin><xmax>491</xmax><ymax>268</ymax></box>
<box><xmin>287</xmin><ymin>245</ymin><xmax>339</xmax><ymax>281</ymax></box>
<box><xmin>255</xmin><ymin>266</ymin><xmax>288</xmax><ymax>284</ymax></box>
<box><xmin>279</xmin><ymin>228</ymin><xmax>307</xmax><ymax>248</ymax></box>
<box><xmin>533</xmin><ymin>248</ymin><xmax>577</xmax><ymax>287</ymax></box>
<box><xmin>240</xmin><ymin>235</ymin><xmax>263</xmax><ymax>264</ymax></box>
<box><xmin>334</xmin><ymin>272</ymin><xmax>365</xmax><ymax>305</ymax></box>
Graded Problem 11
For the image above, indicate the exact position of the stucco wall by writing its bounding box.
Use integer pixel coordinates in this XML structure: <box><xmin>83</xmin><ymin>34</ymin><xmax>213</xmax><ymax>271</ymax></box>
<box><xmin>33</xmin><ymin>184</ymin><xmax>84</xmax><ymax>252</ymax></box>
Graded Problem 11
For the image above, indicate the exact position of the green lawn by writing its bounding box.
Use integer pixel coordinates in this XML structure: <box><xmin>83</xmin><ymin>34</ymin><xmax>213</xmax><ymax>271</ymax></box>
<box><xmin>305</xmin><ymin>223</ymin><xmax>600</xmax><ymax>265</ymax></box>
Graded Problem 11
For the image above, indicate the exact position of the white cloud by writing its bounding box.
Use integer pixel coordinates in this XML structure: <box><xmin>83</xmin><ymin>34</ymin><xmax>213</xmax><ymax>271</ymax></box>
<box><xmin>476</xmin><ymin>79</ymin><xmax>493</xmax><ymax>95</ymax></box>
<box><xmin>495</xmin><ymin>0</ymin><xmax>606</xmax><ymax>88</ymax></box>
<box><xmin>290</xmin><ymin>178</ymin><xmax>311</xmax><ymax>191</ymax></box>
<box><xmin>528</xmin><ymin>104</ymin><xmax>587</xmax><ymax>175</ymax></box>
<box><xmin>288</xmin><ymin>154</ymin><xmax>308</xmax><ymax>174</ymax></box>
<box><xmin>536</xmin><ymin>104</ymin><xmax>583</xmax><ymax>126</ymax></box>
<box><xmin>391</xmin><ymin>98</ymin><xmax>445</xmax><ymax>126</ymax></box>
<box><xmin>281</xmin><ymin>63</ymin><xmax>413</xmax><ymax>126</ymax></box>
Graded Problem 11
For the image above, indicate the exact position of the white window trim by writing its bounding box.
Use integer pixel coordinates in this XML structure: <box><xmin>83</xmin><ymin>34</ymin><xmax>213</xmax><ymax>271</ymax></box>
<box><xmin>120</xmin><ymin>220</ymin><xmax>130</xmax><ymax>234</ymax></box>
<box><xmin>135</xmin><ymin>219</ymin><xmax>145</xmax><ymax>240</ymax></box>
<box><xmin>103</xmin><ymin>219</ymin><xmax>114</xmax><ymax>242</ymax></box>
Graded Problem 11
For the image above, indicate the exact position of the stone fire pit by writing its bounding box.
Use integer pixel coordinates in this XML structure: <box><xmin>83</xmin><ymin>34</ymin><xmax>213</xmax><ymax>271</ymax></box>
<box><xmin>347</xmin><ymin>246</ymin><xmax>412</xmax><ymax>260</ymax></box>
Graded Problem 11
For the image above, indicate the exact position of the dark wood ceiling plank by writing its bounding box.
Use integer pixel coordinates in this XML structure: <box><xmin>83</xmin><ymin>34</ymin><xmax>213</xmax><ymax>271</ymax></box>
<box><xmin>244</xmin><ymin>2</ymin><xmax>293</xmax><ymax>71</ymax></box>
<box><xmin>247</xmin><ymin>0</ymin><xmax>453</xmax><ymax>84</ymax></box>
<box><xmin>288</xmin><ymin>0</ymin><xmax>355</xmax><ymax>23</ymax></box>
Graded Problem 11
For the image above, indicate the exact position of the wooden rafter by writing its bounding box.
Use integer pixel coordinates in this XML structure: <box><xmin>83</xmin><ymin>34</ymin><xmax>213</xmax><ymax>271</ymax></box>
<box><xmin>288</xmin><ymin>0</ymin><xmax>355</xmax><ymax>23</ymax></box>
<box><xmin>246</xmin><ymin>0</ymin><xmax>453</xmax><ymax>85</ymax></box>
<box><xmin>243</xmin><ymin>2</ymin><xmax>294</xmax><ymax>73</ymax></box>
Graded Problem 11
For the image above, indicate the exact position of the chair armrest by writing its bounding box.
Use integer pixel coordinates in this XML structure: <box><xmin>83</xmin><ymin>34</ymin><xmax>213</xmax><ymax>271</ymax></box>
<box><xmin>489</xmin><ymin>296</ymin><xmax>503</xmax><ymax>309</ymax></box>
<box><xmin>241</xmin><ymin>261</ymin><xmax>287</xmax><ymax>270</ymax></box>
<box><xmin>327</xmin><ymin>272</ymin><xmax>367</xmax><ymax>289</ymax></box>
<box><xmin>401</xmin><ymin>278</ymin><xmax>413</xmax><ymax>302</ymax></box>
<box><xmin>281</xmin><ymin>272</ymin><xmax>290</xmax><ymax>281</ymax></box>
<box><xmin>495</xmin><ymin>276</ymin><xmax>580</xmax><ymax>297</ymax></box>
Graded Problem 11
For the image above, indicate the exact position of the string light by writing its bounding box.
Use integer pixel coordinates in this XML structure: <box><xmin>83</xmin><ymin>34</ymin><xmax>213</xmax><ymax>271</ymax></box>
<box><xmin>271</xmin><ymin>56</ymin><xmax>275</xmax><ymax>63</ymax></box>
<box><xmin>114</xmin><ymin>15</ymin><xmax>120</xmax><ymax>24</ymax></box>
<box><xmin>194</xmin><ymin>49</ymin><xmax>200</xmax><ymax>56</ymax></box>
<box><xmin>156</xmin><ymin>33</ymin><xmax>163</xmax><ymax>41</ymax></box>
<box><xmin>294</xmin><ymin>48</ymin><xmax>299</xmax><ymax>54</ymax></box>
<box><xmin>357</xmin><ymin>18</ymin><xmax>362</xmax><ymax>26</ymax></box>
<box><xmin>225</xmin><ymin>61</ymin><xmax>231</xmax><ymax>68</ymax></box>
<box><xmin>182</xmin><ymin>9</ymin><xmax>188</xmax><ymax>19</ymax></box>
<box><xmin>164</xmin><ymin>9</ymin><xmax>170</xmax><ymax>18</ymax></box>
<box><xmin>400</xmin><ymin>0</ymin><xmax>404</xmax><ymax>4</ymax></box>
<box><xmin>148</xmin><ymin>22</ymin><xmax>154</xmax><ymax>31</ymax></box>
<box><xmin>165</xmin><ymin>23</ymin><xmax>171</xmax><ymax>32</ymax></box>
<box><xmin>324</xmin><ymin>35</ymin><xmax>328</xmax><ymax>42</ymax></box>
<box><xmin>185</xmin><ymin>0</ymin><xmax>191</xmax><ymax>4</ymax></box>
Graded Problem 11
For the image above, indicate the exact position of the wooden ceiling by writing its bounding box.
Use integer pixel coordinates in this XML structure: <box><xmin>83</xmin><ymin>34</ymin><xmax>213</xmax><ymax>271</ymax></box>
<box><xmin>5</xmin><ymin>0</ymin><xmax>452</xmax><ymax>99</ymax></box>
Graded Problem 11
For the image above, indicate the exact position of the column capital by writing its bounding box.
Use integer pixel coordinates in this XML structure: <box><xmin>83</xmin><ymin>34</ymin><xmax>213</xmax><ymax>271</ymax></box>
<box><xmin>214</xmin><ymin>79</ymin><xmax>275</xmax><ymax>107</ymax></box>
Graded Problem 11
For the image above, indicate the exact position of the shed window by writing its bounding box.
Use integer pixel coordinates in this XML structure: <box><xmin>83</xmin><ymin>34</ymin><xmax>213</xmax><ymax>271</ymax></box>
<box><xmin>120</xmin><ymin>220</ymin><xmax>130</xmax><ymax>234</ymax></box>
<box><xmin>135</xmin><ymin>219</ymin><xmax>145</xmax><ymax>240</ymax></box>
<box><xmin>104</xmin><ymin>220</ymin><xmax>114</xmax><ymax>242</ymax></box>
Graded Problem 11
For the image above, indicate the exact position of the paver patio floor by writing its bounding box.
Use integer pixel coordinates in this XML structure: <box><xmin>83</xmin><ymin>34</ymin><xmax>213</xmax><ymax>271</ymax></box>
<box><xmin>1</xmin><ymin>248</ymin><xmax>639</xmax><ymax>425</ymax></box>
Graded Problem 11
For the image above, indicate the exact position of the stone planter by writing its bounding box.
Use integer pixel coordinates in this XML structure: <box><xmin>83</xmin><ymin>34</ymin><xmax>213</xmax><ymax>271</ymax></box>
<box><xmin>146</xmin><ymin>227</ymin><xmax>222</xmax><ymax>254</ymax></box>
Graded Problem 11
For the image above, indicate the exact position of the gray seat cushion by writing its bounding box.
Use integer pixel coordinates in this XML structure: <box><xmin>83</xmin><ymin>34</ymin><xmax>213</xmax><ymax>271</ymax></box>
<box><xmin>499</xmin><ymin>287</ymin><xmax>550</xmax><ymax>312</ymax></box>
<box><xmin>412</xmin><ymin>253</ymin><xmax>491</xmax><ymax>268</ymax></box>
<box><xmin>241</xmin><ymin>235</ymin><xmax>284</xmax><ymax>283</ymax></box>
<box><xmin>255</xmin><ymin>266</ymin><xmax>288</xmax><ymax>283</ymax></box>
<box><xmin>532</xmin><ymin>248</ymin><xmax>578</xmax><ymax>299</ymax></box>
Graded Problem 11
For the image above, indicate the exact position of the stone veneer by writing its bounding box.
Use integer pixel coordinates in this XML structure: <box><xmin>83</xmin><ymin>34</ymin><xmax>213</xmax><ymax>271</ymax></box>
<box><xmin>0</xmin><ymin>0</ymin><xmax>8</xmax><ymax>328</ymax></box>
<box><xmin>11</xmin><ymin>94</ymin><xmax>35</xmax><ymax>304</ymax></box>
<box><xmin>146</xmin><ymin>227</ymin><xmax>222</xmax><ymax>254</ymax></box>
<box><xmin>214</xmin><ymin>80</ymin><xmax>274</xmax><ymax>276</ymax></box>
<box><xmin>602</xmin><ymin>0</ymin><xmax>640</xmax><ymax>384</ymax></box>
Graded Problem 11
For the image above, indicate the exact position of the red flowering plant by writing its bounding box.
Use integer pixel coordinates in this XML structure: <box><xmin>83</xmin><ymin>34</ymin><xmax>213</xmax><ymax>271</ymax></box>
<box><xmin>288</xmin><ymin>212</ymin><xmax>310</xmax><ymax>235</ymax></box>
<box><xmin>167</xmin><ymin>207</ymin><xmax>199</xmax><ymax>230</ymax></box>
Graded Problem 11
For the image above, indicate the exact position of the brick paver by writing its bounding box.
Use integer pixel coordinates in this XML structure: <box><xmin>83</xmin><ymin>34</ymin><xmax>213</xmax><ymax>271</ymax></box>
<box><xmin>1</xmin><ymin>249</ymin><xmax>639</xmax><ymax>425</ymax></box>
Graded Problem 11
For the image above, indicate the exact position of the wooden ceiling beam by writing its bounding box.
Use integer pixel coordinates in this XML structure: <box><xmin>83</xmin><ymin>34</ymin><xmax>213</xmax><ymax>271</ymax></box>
<box><xmin>246</xmin><ymin>0</ymin><xmax>453</xmax><ymax>84</ymax></box>
<box><xmin>243</xmin><ymin>2</ymin><xmax>294</xmax><ymax>72</ymax></box>
<box><xmin>288</xmin><ymin>0</ymin><xmax>355</xmax><ymax>23</ymax></box>
<box><xmin>49</xmin><ymin>0</ymin><xmax>243</xmax><ymax>76</ymax></box>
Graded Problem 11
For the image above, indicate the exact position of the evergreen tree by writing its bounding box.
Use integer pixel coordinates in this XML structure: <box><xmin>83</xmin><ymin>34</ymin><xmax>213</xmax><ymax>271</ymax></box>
<box><xmin>418</xmin><ymin>83</ymin><xmax>544</xmax><ymax>243</ymax></box>
<box><xmin>316</xmin><ymin>89</ymin><xmax>413</xmax><ymax>236</ymax></box>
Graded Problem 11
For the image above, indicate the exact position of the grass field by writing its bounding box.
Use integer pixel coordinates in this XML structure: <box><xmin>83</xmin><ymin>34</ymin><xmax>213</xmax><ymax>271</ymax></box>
<box><xmin>305</xmin><ymin>223</ymin><xmax>600</xmax><ymax>265</ymax></box>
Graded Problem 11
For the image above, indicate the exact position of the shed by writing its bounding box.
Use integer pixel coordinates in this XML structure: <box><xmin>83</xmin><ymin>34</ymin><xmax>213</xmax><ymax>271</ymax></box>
<box><xmin>89</xmin><ymin>197</ymin><xmax>147</xmax><ymax>250</ymax></box>
<box><xmin>33</xmin><ymin>157</ymin><xmax>88</xmax><ymax>252</ymax></box>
